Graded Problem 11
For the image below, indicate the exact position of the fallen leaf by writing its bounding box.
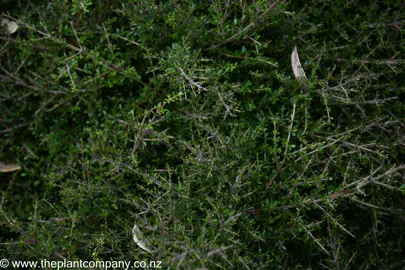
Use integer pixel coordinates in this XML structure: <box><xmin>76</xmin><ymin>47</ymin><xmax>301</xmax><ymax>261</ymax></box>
<box><xmin>132</xmin><ymin>223</ymin><xmax>154</xmax><ymax>253</ymax></box>
<box><xmin>1</xmin><ymin>18</ymin><xmax>19</xmax><ymax>34</ymax></box>
<box><xmin>291</xmin><ymin>46</ymin><xmax>307</xmax><ymax>80</ymax></box>
<box><xmin>0</xmin><ymin>162</ymin><xmax>21</xmax><ymax>173</ymax></box>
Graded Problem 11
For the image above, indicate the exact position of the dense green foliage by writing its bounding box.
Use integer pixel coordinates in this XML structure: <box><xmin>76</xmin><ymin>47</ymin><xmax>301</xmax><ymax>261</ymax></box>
<box><xmin>1</xmin><ymin>0</ymin><xmax>405</xmax><ymax>268</ymax></box>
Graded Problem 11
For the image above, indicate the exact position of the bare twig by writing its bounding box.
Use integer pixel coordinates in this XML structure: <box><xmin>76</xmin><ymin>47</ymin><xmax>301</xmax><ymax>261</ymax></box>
<box><xmin>281</xmin><ymin>100</ymin><xmax>296</xmax><ymax>166</ymax></box>
<box><xmin>355</xmin><ymin>164</ymin><xmax>405</xmax><ymax>190</ymax></box>
<box><xmin>178</xmin><ymin>67</ymin><xmax>208</xmax><ymax>94</ymax></box>
<box><xmin>335</xmin><ymin>58</ymin><xmax>405</xmax><ymax>65</ymax></box>
<box><xmin>314</xmin><ymin>202</ymin><xmax>355</xmax><ymax>238</ymax></box>
<box><xmin>207</xmin><ymin>245</ymin><xmax>234</xmax><ymax>257</ymax></box>
<box><xmin>0</xmin><ymin>123</ymin><xmax>30</xmax><ymax>134</ymax></box>
<box><xmin>217</xmin><ymin>90</ymin><xmax>234</xmax><ymax>118</ymax></box>
<box><xmin>298</xmin><ymin>221</ymin><xmax>330</xmax><ymax>255</ymax></box>
<box><xmin>218</xmin><ymin>52</ymin><xmax>278</xmax><ymax>67</ymax></box>
<box><xmin>207</xmin><ymin>0</ymin><xmax>286</xmax><ymax>50</ymax></box>
<box><xmin>93</xmin><ymin>31</ymin><xmax>146</xmax><ymax>50</ymax></box>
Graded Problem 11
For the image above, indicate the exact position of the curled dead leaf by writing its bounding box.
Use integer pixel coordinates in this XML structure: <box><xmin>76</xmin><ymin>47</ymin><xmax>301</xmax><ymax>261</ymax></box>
<box><xmin>291</xmin><ymin>46</ymin><xmax>307</xmax><ymax>80</ymax></box>
<box><xmin>0</xmin><ymin>162</ymin><xmax>21</xmax><ymax>173</ymax></box>
<box><xmin>132</xmin><ymin>223</ymin><xmax>154</xmax><ymax>253</ymax></box>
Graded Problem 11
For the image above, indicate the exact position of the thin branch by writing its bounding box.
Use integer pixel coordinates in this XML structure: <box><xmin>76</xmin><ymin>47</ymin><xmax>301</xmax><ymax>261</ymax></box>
<box><xmin>298</xmin><ymin>221</ymin><xmax>330</xmax><ymax>255</ymax></box>
<box><xmin>282</xmin><ymin>99</ymin><xmax>296</xmax><ymax>164</ymax></box>
<box><xmin>0</xmin><ymin>123</ymin><xmax>30</xmax><ymax>134</ymax></box>
<box><xmin>217</xmin><ymin>90</ymin><xmax>235</xmax><ymax>118</ymax></box>
<box><xmin>206</xmin><ymin>0</ymin><xmax>286</xmax><ymax>50</ymax></box>
<box><xmin>355</xmin><ymin>164</ymin><xmax>405</xmax><ymax>190</ymax></box>
<box><xmin>336</xmin><ymin>58</ymin><xmax>405</xmax><ymax>65</ymax></box>
<box><xmin>314</xmin><ymin>202</ymin><xmax>355</xmax><ymax>238</ymax></box>
<box><xmin>178</xmin><ymin>67</ymin><xmax>208</xmax><ymax>93</ymax></box>
<box><xmin>93</xmin><ymin>31</ymin><xmax>146</xmax><ymax>50</ymax></box>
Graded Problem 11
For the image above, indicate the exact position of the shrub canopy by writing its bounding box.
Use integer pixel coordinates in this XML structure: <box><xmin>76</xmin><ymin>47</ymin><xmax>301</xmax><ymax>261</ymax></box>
<box><xmin>1</xmin><ymin>0</ymin><xmax>405</xmax><ymax>268</ymax></box>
